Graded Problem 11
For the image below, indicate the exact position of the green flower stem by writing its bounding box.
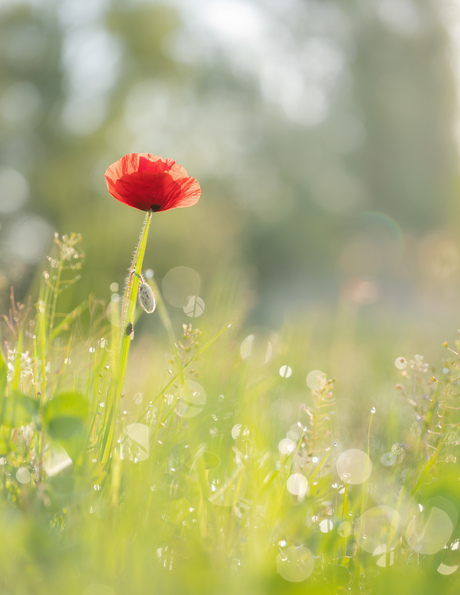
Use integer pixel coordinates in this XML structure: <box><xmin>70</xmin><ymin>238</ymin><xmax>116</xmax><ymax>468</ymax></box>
<box><xmin>101</xmin><ymin>210</ymin><xmax>152</xmax><ymax>466</ymax></box>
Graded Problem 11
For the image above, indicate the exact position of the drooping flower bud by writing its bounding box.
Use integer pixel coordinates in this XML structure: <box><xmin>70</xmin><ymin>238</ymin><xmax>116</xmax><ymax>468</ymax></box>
<box><xmin>138</xmin><ymin>282</ymin><xmax>156</xmax><ymax>314</ymax></box>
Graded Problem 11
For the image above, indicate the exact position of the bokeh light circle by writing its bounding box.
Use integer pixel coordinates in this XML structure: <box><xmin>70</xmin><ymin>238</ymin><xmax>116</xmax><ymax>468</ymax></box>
<box><xmin>276</xmin><ymin>546</ymin><xmax>314</xmax><ymax>582</ymax></box>
<box><xmin>286</xmin><ymin>473</ymin><xmax>308</xmax><ymax>497</ymax></box>
<box><xmin>278</xmin><ymin>438</ymin><xmax>296</xmax><ymax>455</ymax></box>
<box><xmin>336</xmin><ymin>449</ymin><xmax>372</xmax><ymax>484</ymax></box>
<box><xmin>162</xmin><ymin>266</ymin><xmax>200</xmax><ymax>307</ymax></box>
<box><xmin>176</xmin><ymin>380</ymin><xmax>206</xmax><ymax>418</ymax></box>
<box><xmin>306</xmin><ymin>370</ymin><xmax>327</xmax><ymax>391</ymax></box>
<box><xmin>354</xmin><ymin>505</ymin><xmax>401</xmax><ymax>554</ymax></box>
<box><xmin>183</xmin><ymin>295</ymin><xmax>205</xmax><ymax>317</ymax></box>
<box><xmin>406</xmin><ymin>507</ymin><xmax>453</xmax><ymax>555</ymax></box>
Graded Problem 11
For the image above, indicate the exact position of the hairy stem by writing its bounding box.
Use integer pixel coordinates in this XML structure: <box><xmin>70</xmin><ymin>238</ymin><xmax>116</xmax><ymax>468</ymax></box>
<box><xmin>101</xmin><ymin>211</ymin><xmax>152</xmax><ymax>466</ymax></box>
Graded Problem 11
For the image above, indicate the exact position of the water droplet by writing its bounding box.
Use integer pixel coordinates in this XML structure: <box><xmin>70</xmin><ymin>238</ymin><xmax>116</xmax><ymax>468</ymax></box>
<box><xmin>370</xmin><ymin>406</ymin><xmax>376</xmax><ymax>414</ymax></box>
<box><xmin>64</xmin><ymin>358</ymin><xmax>71</xmax><ymax>365</ymax></box>
<box><xmin>89</xmin><ymin>347</ymin><xmax>96</xmax><ymax>354</ymax></box>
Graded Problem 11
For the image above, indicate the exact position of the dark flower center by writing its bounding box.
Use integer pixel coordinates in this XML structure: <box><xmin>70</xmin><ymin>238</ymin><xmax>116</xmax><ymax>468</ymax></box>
<box><xmin>150</xmin><ymin>204</ymin><xmax>161</xmax><ymax>212</ymax></box>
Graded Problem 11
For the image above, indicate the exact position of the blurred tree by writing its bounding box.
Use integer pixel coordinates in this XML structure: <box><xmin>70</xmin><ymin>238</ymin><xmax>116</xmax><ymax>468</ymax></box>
<box><xmin>0</xmin><ymin>0</ymin><xmax>457</xmax><ymax>326</ymax></box>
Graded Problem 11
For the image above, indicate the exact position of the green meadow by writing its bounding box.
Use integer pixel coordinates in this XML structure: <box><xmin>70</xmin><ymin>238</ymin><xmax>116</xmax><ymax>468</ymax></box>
<box><xmin>2</xmin><ymin>1</ymin><xmax>460</xmax><ymax>593</ymax></box>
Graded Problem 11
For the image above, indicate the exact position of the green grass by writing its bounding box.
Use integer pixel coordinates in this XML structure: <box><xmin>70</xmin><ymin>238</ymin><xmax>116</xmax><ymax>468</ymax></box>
<box><xmin>0</xmin><ymin>233</ymin><xmax>460</xmax><ymax>595</ymax></box>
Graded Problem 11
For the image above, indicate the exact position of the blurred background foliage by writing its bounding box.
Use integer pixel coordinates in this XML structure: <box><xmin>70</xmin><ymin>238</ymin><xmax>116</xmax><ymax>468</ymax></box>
<box><xmin>1</xmin><ymin>0</ymin><xmax>460</xmax><ymax>348</ymax></box>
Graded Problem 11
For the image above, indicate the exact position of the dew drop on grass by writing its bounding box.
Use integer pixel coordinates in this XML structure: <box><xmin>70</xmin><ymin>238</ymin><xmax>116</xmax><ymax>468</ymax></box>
<box><xmin>89</xmin><ymin>347</ymin><xmax>95</xmax><ymax>354</ymax></box>
<box><xmin>370</xmin><ymin>406</ymin><xmax>376</xmax><ymax>414</ymax></box>
<box><xmin>276</xmin><ymin>546</ymin><xmax>314</xmax><ymax>582</ymax></box>
<box><xmin>64</xmin><ymin>358</ymin><xmax>71</xmax><ymax>365</ymax></box>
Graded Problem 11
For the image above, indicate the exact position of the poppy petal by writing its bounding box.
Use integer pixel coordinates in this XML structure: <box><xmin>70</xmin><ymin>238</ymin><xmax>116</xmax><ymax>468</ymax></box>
<box><xmin>105</xmin><ymin>153</ymin><xmax>200</xmax><ymax>213</ymax></box>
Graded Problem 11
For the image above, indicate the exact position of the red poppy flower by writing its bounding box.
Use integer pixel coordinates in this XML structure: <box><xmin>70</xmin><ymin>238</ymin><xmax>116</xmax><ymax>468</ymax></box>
<box><xmin>105</xmin><ymin>153</ymin><xmax>201</xmax><ymax>212</ymax></box>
